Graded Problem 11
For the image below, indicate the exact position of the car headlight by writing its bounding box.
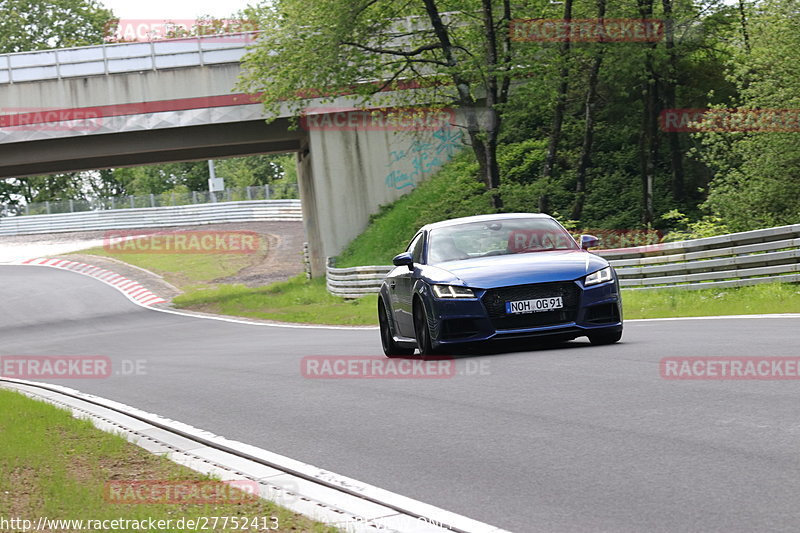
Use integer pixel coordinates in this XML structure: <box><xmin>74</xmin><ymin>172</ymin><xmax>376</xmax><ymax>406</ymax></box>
<box><xmin>585</xmin><ymin>266</ymin><xmax>613</xmax><ymax>286</ymax></box>
<box><xmin>432</xmin><ymin>285</ymin><xmax>475</xmax><ymax>298</ymax></box>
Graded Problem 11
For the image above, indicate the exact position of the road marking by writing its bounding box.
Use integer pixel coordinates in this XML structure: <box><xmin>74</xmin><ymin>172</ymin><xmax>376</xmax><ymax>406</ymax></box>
<box><xmin>22</xmin><ymin>257</ymin><xmax>167</xmax><ymax>307</ymax></box>
<box><xmin>628</xmin><ymin>314</ymin><xmax>800</xmax><ymax>322</ymax></box>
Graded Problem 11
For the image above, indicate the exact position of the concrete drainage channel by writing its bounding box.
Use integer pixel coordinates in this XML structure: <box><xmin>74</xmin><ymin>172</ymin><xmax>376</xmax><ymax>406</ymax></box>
<box><xmin>0</xmin><ymin>378</ymin><xmax>509</xmax><ymax>533</ymax></box>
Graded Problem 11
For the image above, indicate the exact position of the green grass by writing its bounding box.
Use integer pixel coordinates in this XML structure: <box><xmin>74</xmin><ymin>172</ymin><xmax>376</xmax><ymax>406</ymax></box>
<box><xmin>85</xmin><ymin>245</ymin><xmax>261</xmax><ymax>288</ymax></box>
<box><xmin>336</xmin><ymin>152</ymin><xmax>489</xmax><ymax>267</ymax></box>
<box><xmin>0</xmin><ymin>388</ymin><xmax>336</xmax><ymax>532</ymax></box>
<box><xmin>173</xmin><ymin>275</ymin><xmax>378</xmax><ymax>325</ymax></box>
<box><xmin>622</xmin><ymin>283</ymin><xmax>800</xmax><ymax>319</ymax></box>
<box><xmin>80</xmin><ymin>241</ymin><xmax>379</xmax><ymax>325</ymax></box>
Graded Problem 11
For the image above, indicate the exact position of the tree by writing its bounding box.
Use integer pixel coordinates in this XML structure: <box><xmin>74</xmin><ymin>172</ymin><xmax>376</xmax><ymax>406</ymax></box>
<box><xmin>539</xmin><ymin>0</ymin><xmax>573</xmax><ymax>214</ymax></box>
<box><xmin>215</xmin><ymin>155</ymin><xmax>286</xmax><ymax>188</ymax></box>
<box><xmin>0</xmin><ymin>0</ymin><xmax>114</xmax><ymax>53</ymax></box>
<box><xmin>697</xmin><ymin>0</ymin><xmax>800</xmax><ymax>231</ymax></box>
<box><xmin>571</xmin><ymin>0</ymin><xmax>606</xmax><ymax>221</ymax></box>
<box><xmin>0</xmin><ymin>0</ymin><xmax>115</xmax><ymax>212</ymax></box>
<box><xmin>238</xmin><ymin>0</ymin><xmax>533</xmax><ymax>209</ymax></box>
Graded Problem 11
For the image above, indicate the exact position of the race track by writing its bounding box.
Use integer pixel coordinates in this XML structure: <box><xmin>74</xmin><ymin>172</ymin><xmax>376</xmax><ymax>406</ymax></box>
<box><xmin>2</xmin><ymin>265</ymin><xmax>799</xmax><ymax>532</ymax></box>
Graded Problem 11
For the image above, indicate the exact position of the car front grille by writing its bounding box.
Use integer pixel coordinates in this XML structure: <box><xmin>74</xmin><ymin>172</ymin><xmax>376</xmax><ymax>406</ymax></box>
<box><xmin>482</xmin><ymin>281</ymin><xmax>580</xmax><ymax>330</ymax></box>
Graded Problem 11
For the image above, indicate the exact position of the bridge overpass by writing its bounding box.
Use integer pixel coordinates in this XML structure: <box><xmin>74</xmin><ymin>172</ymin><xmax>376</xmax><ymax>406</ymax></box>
<box><xmin>0</xmin><ymin>33</ymin><xmax>466</xmax><ymax>275</ymax></box>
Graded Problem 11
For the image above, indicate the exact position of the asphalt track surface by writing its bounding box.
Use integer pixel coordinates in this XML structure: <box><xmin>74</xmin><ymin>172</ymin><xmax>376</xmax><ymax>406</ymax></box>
<box><xmin>2</xmin><ymin>265</ymin><xmax>800</xmax><ymax>532</ymax></box>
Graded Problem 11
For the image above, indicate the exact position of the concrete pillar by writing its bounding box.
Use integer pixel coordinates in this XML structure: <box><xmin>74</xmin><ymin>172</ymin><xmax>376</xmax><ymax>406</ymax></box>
<box><xmin>296</xmin><ymin>144</ymin><xmax>325</xmax><ymax>277</ymax></box>
<box><xmin>299</xmin><ymin>111</ymin><xmax>465</xmax><ymax>277</ymax></box>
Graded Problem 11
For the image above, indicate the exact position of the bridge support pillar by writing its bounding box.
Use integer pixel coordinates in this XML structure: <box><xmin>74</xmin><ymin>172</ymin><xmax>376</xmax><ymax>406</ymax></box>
<box><xmin>297</xmin><ymin>114</ymin><xmax>465</xmax><ymax>278</ymax></box>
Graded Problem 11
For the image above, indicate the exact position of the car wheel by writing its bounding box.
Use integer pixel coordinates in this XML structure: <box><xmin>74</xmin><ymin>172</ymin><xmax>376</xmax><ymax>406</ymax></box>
<box><xmin>588</xmin><ymin>329</ymin><xmax>623</xmax><ymax>345</ymax></box>
<box><xmin>378</xmin><ymin>298</ymin><xmax>414</xmax><ymax>358</ymax></box>
<box><xmin>413</xmin><ymin>299</ymin><xmax>436</xmax><ymax>356</ymax></box>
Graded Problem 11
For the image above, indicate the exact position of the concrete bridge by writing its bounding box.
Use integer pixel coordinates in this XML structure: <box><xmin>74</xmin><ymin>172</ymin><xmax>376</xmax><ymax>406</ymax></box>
<box><xmin>0</xmin><ymin>33</ymin><xmax>467</xmax><ymax>275</ymax></box>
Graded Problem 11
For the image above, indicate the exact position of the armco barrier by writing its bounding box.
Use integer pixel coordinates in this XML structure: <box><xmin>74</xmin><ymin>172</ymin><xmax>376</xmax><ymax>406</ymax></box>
<box><xmin>326</xmin><ymin>260</ymin><xmax>394</xmax><ymax>299</ymax></box>
<box><xmin>0</xmin><ymin>199</ymin><xmax>301</xmax><ymax>235</ymax></box>
<box><xmin>326</xmin><ymin>223</ymin><xmax>800</xmax><ymax>297</ymax></box>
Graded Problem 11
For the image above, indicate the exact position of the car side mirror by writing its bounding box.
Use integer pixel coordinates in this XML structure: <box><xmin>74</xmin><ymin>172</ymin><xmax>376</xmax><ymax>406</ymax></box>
<box><xmin>392</xmin><ymin>252</ymin><xmax>414</xmax><ymax>270</ymax></box>
<box><xmin>580</xmin><ymin>234</ymin><xmax>599</xmax><ymax>250</ymax></box>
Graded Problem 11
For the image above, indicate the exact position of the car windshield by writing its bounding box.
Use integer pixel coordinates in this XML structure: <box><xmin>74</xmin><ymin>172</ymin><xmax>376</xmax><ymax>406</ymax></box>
<box><xmin>427</xmin><ymin>217</ymin><xmax>578</xmax><ymax>263</ymax></box>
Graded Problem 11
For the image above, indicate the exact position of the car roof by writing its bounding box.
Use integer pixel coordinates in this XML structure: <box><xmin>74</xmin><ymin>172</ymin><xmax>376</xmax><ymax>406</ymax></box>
<box><xmin>420</xmin><ymin>213</ymin><xmax>555</xmax><ymax>232</ymax></box>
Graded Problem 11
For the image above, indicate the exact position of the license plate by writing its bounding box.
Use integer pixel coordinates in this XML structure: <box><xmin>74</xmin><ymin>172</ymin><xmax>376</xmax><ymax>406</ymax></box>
<box><xmin>505</xmin><ymin>296</ymin><xmax>563</xmax><ymax>314</ymax></box>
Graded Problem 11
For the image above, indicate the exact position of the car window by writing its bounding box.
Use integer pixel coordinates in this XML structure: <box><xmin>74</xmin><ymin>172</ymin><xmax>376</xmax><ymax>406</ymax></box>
<box><xmin>406</xmin><ymin>233</ymin><xmax>424</xmax><ymax>263</ymax></box>
<box><xmin>428</xmin><ymin>217</ymin><xmax>578</xmax><ymax>263</ymax></box>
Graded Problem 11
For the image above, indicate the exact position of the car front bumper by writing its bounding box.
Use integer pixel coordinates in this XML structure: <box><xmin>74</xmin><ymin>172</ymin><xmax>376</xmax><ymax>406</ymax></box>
<box><xmin>426</xmin><ymin>279</ymin><xmax>622</xmax><ymax>347</ymax></box>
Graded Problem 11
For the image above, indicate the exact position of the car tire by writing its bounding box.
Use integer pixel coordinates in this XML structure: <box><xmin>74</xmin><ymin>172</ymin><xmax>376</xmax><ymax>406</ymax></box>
<box><xmin>588</xmin><ymin>329</ymin><xmax>623</xmax><ymax>345</ymax></box>
<box><xmin>413</xmin><ymin>299</ymin><xmax>436</xmax><ymax>356</ymax></box>
<box><xmin>378</xmin><ymin>298</ymin><xmax>414</xmax><ymax>358</ymax></box>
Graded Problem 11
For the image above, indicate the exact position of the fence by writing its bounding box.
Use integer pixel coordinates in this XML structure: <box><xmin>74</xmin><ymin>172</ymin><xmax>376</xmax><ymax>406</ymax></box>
<box><xmin>0</xmin><ymin>32</ymin><xmax>257</xmax><ymax>84</ymax></box>
<box><xmin>2</xmin><ymin>184</ymin><xmax>299</xmax><ymax>218</ymax></box>
<box><xmin>0</xmin><ymin>199</ymin><xmax>301</xmax><ymax>236</ymax></box>
<box><xmin>326</xmin><ymin>223</ymin><xmax>800</xmax><ymax>297</ymax></box>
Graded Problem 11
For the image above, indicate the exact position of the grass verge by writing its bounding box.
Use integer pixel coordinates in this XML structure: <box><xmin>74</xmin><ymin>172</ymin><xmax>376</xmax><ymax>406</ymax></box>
<box><xmin>79</xmin><ymin>241</ymin><xmax>378</xmax><ymax>325</ymax></box>
<box><xmin>172</xmin><ymin>275</ymin><xmax>377</xmax><ymax>325</ymax></box>
<box><xmin>0</xmin><ymin>388</ymin><xmax>335</xmax><ymax>532</ymax></box>
<box><xmin>84</xmin><ymin>244</ymin><xmax>264</xmax><ymax>289</ymax></box>
<box><xmin>621</xmin><ymin>282</ymin><xmax>800</xmax><ymax>319</ymax></box>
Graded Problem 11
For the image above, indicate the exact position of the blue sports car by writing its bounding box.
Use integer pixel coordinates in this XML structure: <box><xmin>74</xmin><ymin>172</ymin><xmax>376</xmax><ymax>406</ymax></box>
<box><xmin>377</xmin><ymin>213</ymin><xmax>623</xmax><ymax>356</ymax></box>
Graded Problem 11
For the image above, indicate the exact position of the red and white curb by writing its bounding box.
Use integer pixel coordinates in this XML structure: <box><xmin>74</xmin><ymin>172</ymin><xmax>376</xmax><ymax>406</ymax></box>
<box><xmin>22</xmin><ymin>257</ymin><xmax>167</xmax><ymax>307</ymax></box>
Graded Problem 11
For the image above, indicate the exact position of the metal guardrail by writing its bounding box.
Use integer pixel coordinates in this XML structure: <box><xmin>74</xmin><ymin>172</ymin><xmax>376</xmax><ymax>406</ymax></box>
<box><xmin>0</xmin><ymin>32</ymin><xmax>257</xmax><ymax>84</ymax></box>
<box><xmin>3</xmin><ymin>184</ymin><xmax>299</xmax><ymax>217</ymax></box>
<box><xmin>326</xmin><ymin>260</ymin><xmax>394</xmax><ymax>299</ymax></box>
<box><xmin>326</xmin><ymin>223</ymin><xmax>800</xmax><ymax>297</ymax></box>
<box><xmin>0</xmin><ymin>199</ymin><xmax>301</xmax><ymax>236</ymax></box>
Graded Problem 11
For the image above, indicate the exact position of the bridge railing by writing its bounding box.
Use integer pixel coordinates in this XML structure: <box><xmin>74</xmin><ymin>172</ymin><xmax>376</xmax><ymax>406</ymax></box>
<box><xmin>326</xmin><ymin>224</ymin><xmax>800</xmax><ymax>297</ymax></box>
<box><xmin>0</xmin><ymin>32</ymin><xmax>257</xmax><ymax>84</ymax></box>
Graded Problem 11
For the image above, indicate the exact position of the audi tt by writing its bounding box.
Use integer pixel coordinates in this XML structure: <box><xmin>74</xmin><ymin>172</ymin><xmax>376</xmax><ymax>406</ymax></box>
<box><xmin>377</xmin><ymin>213</ymin><xmax>623</xmax><ymax>356</ymax></box>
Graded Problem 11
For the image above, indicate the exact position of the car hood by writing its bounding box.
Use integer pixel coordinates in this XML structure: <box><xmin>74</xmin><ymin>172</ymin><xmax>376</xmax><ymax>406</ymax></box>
<box><xmin>425</xmin><ymin>250</ymin><xmax>608</xmax><ymax>288</ymax></box>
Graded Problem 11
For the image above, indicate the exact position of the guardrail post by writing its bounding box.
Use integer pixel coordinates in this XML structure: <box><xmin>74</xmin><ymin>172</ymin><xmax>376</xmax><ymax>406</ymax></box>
<box><xmin>111</xmin><ymin>197</ymin><xmax>115</xmax><ymax>210</ymax></box>
<box><xmin>192</xmin><ymin>191</ymin><xmax>198</xmax><ymax>204</ymax></box>
<box><xmin>69</xmin><ymin>199</ymin><xmax>74</xmax><ymax>212</ymax></box>
<box><xmin>246</xmin><ymin>187</ymin><xmax>252</xmax><ymax>200</ymax></box>
<box><xmin>265</xmin><ymin>184</ymin><xmax>271</xmax><ymax>199</ymax></box>
<box><xmin>150</xmin><ymin>194</ymin><xmax>155</xmax><ymax>207</ymax></box>
<box><xmin>45</xmin><ymin>201</ymin><xmax>50</xmax><ymax>215</ymax></box>
<box><xmin>130</xmin><ymin>196</ymin><xmax>135</xmax><ymax>208</ymax></box>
